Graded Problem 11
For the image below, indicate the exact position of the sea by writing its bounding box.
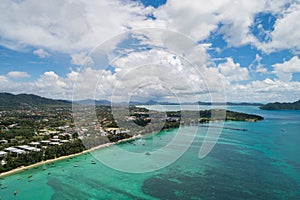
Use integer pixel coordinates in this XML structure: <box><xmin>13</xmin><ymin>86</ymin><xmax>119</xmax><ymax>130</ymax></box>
<box><xmin>1</xmin><ymin>106</ymin><xmax>300</xmax><ymax>199</ymax></box>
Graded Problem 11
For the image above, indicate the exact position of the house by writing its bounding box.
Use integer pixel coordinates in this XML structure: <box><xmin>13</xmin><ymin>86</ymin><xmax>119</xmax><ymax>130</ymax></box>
<box><xmin>40</xmin><ymin>140</ymin><xmax>51</xmax><ymax>145</ymax></box>
<box><xmin>4</xmin><ymin>147</ymin><xmax>26</xmax><ymax>155</ymax></box>
<box><xmin>29</xmin><ymin>141</ymin><xmax>40</xmax><ymax>146</ymax></box>
<box><xmin>18</xmin><ymin>145</ymin><xmax>41</xmax><ymax>152</ymax></box>
<box><xmin>0</xmin><ymin>139</ymin><xmax>8</xmax><ymax>144</ymax></box>
<box><xmin>59</xmin><ymin>140</ymin><xmax>69</xmax><ymax>143</ymax></box>
<box><xmin>49</xmin><ymin>142</ymin><xmax>60</xmax><ymax>146</ymax></box>
<box><xmin>0</xmin><ymin>151</ymin><xmax>7</xmax><ymax>157</ymax></box>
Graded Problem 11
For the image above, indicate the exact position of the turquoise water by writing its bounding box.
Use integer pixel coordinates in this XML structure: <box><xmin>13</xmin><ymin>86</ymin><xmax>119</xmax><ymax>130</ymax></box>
<box><xmin>1</xmin><ymin>106</ymin><xmax>300</xmax><ymax>199</ymax></box>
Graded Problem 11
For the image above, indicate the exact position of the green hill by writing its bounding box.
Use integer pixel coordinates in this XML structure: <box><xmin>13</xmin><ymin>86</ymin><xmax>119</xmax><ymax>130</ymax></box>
<box><xmin>0</xmin><ymin>93</ymin><xmax>71</xmax><ymax>109</ymax></box>
<box><xmin>260</xmin><ymin>100</ymin><xmax>300</xmax><ymax>110</ymax></box>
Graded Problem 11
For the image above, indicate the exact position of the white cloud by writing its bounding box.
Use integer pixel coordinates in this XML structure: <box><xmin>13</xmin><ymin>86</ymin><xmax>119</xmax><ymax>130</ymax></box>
<box><xmin>71</xmin><ymin>53</ymin><xmax>94</xmax><ymax>66</ymax></box>
<box><xmin>0</xmin><ymin>0</ymin><xmax>152</xmax><ymax>53</ymax></box>
<box><xmin>35</xmin><ymin>71</ymin><xmax>66</xmax><ymax>87</ymax></box>
<box><xmin>224</xmin><ymin>78</ymin><xmax>300</xmax><ymax>102</ymax></box>
<box><xmin>218</xmin><ymin>58</ymin><xmax>250</xmax><ymax>82</ymax></box>
<box><xmin>1</xmin><ymin>66</ymin><xmax>299</xmax><ymax>103</ymax></box>
<box><xmin>250</xmin><ymin>54</ymin><xmax>267</xmax><ymax>73</ymax></box>
<box><xmin>0</xmin><ymin>75</ymin><xmax>8</xmax><ymax>82</ymax></box>
<box><xmin>258</xmin><ymin>2</ymin><xmax>300</xmax><ymax>53</ymax></box>
<box><xmin>153</xmin><ymin>0</ymin><xmax>300</xmax><ymax>53</ymax></box>
<box><xmin>33</xmin><ymin>48</ymin><xmax>50</xmax><ymax>58</ymax></box>
<box><xmin>272</xmin><ymin>56</ymin><xmax>300</xmax><ymax>81</ymax></box>
<box><xmin>0</xmin><ymin>0</ymin><xmax>300</xmax><ymax>103</ymax></box>
<box><xmin>0</xmin><ymin>0</ymin><xmax>299</xmax><ymax>55</ymax></box>
<box><xmin>154</xmin><ymin>0</ymin><xmax>264</xmax><ymax>46</ymax></box>
<box><xmin>7</xmin><ymin>71</ymin><xmax>30</xmax><ymax>78</ymax></box>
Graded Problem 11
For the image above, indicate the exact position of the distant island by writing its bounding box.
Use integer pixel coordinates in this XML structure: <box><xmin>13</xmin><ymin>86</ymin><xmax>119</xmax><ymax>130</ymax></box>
<box><xmin>260</xmin><ymin>100</ymin><xmax>300</xmax><ymax>110</ymax></box>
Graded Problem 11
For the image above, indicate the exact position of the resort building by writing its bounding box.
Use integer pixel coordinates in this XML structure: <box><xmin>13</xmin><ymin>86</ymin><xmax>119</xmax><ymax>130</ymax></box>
<box><xmin>18</xmin><ymin>145</ymin><xmax>41</xmax><ymax>152</ymax></box>
<box><xmin>49</xmin><ymin>142</ymin><xmax>60</xmax><ymax>146</ymax></box>
<box><xmin>40</xmin><ymin>140</ymin><xmax>51</xmax><ymax>145</ymax></box>
<box><xmin>0</xmin><ymin>151</ymin><xmax>7</xmax><ymax>157</ymax></box>
<box><xmin>4</xmin><ymin>147</ymin><xmax>26</xmax><ymax>155</ymax></box>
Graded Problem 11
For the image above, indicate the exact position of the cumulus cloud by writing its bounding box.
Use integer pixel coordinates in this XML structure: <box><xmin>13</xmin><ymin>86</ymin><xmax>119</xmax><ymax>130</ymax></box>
<box><xmin>224</xmin><ymin>78</ymin><xmax>300</xmax><ymax>102</ymax></box>
<box><xmin>272</xmin><ymin>56</ymin><xmax>300</xmax><ymax>81</ymax></box>
<box><xmin>33</xmin><ymin>48</ymin><xmax>50</xmax><ymax>58</ymax></box>
<box><xmin>7</xmin><ymin>71</ymin><xmax>30</xmax><ymax>78</ymax></box>
<box><xmin>0</xmin><ymin>0</ymin><xmax>152</xmax><ymax>53</ymax></box>
<box><xmin>257</xmin><ymin>2</ymin><xmax>300</xmax><ymax>53</ymax></box>
<box><xmin>1</xmin><ymin>0</ymin><xmax>300</xmax><ymax>103</ymax></box>
<box><xmin>250</xmin><ymin>54</ymin><xmax>267</xmax><ymax>73</ymax></box>
<box><xmin>0</xmin><ymin>0</ymin><xmax>299</xmax><ymax>55</ymax></box>
<box><xmin>0</xmin><ymin>66</ymin><xmax>299</xmax><ymax>103</ymax></box>
<box><xmin>218</xmin><ymin>58</ymin><xmax>250</xmax><ymax>82</ymax></box>
<box><xmin>71</xmin><ymin>53</ymin><xmax>94</xmax><ymax>66</ymax></box>
<box><xmin>154</xmin><ymin>0</ymin><xmax>264</xmax><ymax>46</ymax></box>
<box><xmin>0</xmin><ymin>75</ymin><xmax>8</xmax><ymax>82</ymax></box>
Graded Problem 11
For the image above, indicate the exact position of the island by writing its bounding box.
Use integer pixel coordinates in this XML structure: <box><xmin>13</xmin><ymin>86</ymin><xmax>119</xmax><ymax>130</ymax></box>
<box><xmin>260</xmin><ymin>100</ymin><xmax>300</xmax><ymax>110</ymax></box>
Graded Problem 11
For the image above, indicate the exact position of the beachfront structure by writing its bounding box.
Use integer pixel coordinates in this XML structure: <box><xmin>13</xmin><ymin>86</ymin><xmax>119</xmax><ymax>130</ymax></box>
<box><xmin>51</xmin><ymin>138</ymin><xmax>60</xmax><ymax>142</ymax></box>
<box><xmin>0</xmin><ymin>139</ymin><xmax>8</xmax><ymax>144</ymax></box>
<box><xmin>40</xmin><ymin>140</ymin><xmax>51</xmax><ymax>145</ymax></box>
<box><xmin>4</xmin><ymin>147</ymin><xmax>26</xmax><ymax>155</ymax></box>
<box><xmin>105</xmin><ymin>128</ymin><xmax>130</xmax><ymax>135</ymax></box>
<box><xmin>0</xmin><ymin>151</ymin><xmax>7</xmax><ymax>157</ymax></box>
<box><xmin>49</xmin><ymin>142</ymin><xmax>60</xmax><ymax>146</ymax></box>
<box><xmin>0</xmin><ymin>159</ymin><xmax>6</xmax><ymax>166</ymax></box>
<box><xmin>18</xmin><ymin>145</ymin><xmax>41</xmax><ymax>152</ymax></box>
<box><xmin>29</xmin><ymin>142</ymin><xmax>40</xmax><ymax>147</ymax></box>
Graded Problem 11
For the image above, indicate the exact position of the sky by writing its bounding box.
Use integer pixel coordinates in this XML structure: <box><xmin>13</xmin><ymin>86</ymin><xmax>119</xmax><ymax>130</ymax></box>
<box><xmin>0</xmin><ymin>0</ymin><xmax>300</xmax><ymax>103</ymax></box>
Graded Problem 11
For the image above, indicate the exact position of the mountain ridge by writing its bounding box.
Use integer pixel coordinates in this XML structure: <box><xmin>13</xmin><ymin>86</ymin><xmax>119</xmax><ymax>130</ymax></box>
<box><xmin>260</xmin><ymin>99</ymin><xmax>300</xmax><ymax>110</ymax></box>
<box><xmin>0</xmin><ymin>93</ymin><xmax>70</xmax><ymax>109</ymax></box>
<box><xmin>0</xmin><ymin>92</ymin><xmax>265</xmax><ymax>109</ymax></box>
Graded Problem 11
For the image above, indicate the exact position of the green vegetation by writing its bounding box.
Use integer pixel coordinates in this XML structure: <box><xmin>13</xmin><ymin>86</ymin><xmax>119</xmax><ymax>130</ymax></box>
<box><xmin>260</xmin><ymin>100</ymin><xmax>300</xmax><ymax>110</ymax></box>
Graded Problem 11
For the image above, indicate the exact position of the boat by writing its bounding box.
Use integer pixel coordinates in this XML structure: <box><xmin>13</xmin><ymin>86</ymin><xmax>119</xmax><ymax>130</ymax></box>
<box><xmin>91</xmin><ymin>161</ymin><xmax>97</xmax><ymax>164</ymax></box>
<box><xmin>28</xmin><ymin>178</ymin><xmax>34</xmax><ymax>182</ymax></box>
<box><xmin>74</xmin><ymin>164</ymin><xmax>79</xmax><ymax>167</ymax></box>
<box><xmin>27</xmin><ymin>175</ymin><xmax>33</xmax><ymax>178</ymax></box>
<box><xmin>145</xmin><ymin>152</ymin><xmax>151</xmax><ymax>155</ymax></box>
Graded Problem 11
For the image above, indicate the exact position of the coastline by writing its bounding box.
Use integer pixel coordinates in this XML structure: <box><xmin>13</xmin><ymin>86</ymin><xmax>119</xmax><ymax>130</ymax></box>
<box><xmin>0</xmin><ymin>134</ymin><xmax>141</xmax><ymax>177</ymax></box>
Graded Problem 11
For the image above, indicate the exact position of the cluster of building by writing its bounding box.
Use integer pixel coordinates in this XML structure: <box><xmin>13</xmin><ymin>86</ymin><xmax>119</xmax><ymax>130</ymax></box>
<box><xmin>0</xmin><ymin>138</ymin><xmax>70</xmax><ymax>158</ymax></box>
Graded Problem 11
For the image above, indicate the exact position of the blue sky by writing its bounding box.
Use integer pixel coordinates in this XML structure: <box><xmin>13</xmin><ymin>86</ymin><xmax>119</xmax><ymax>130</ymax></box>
<box><xmin>0</xmin><ymin>0</ymin><xmax>300</xmax><ymax>102</ymax></box>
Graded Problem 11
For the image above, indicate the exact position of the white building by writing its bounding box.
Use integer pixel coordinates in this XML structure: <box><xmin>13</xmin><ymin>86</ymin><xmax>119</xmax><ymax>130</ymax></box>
<box><xmin>4</xmin><ymin>147</ymin><xmax>26</xmax><ymax>155</ymax></box>
<box><xmin>0</xmin><ymin>151</ymin><xmax>7</xmax><ymax>157</ymax></box>
<box><xmin>18</xmin><ymin>145</ymin><xmax>41</xmax><ymax>152</ymax></box>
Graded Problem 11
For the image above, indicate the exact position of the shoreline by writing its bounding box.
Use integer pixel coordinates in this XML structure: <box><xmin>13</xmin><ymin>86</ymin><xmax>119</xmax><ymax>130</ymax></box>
<box><xmin>0</xmin><ymin>134</ymin><xmax>141</xmax><ymax>177</ymax></box>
